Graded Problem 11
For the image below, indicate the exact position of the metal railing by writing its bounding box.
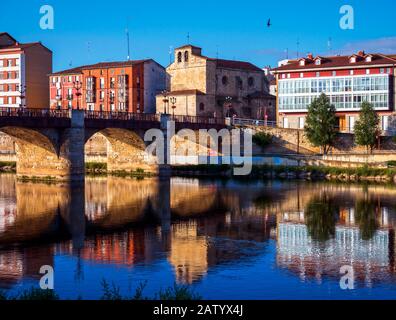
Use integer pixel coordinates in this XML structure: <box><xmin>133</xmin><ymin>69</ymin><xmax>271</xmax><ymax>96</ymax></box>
<box><xmin>232</xmin><ymin>117</ymin><xmax>277</xmax><ymax>128</ymax></box>
<box><xmin>172</xmin><ymin>115</ymin><xmax>226</xmax><ymax>125</ymax></box>
<box><xmin>0</xmin><ymin>108</ymin><xmax>228</xmax><ymax>126</ymax></box>
<box><xmin>0</xmin><ymin>107</ymin><xmax>70</xmax><ymax>118</ymax></box>
<box><xmin>84</xmin><ymin>111</ymin><xmax>160</xmax><ymax>122</ymax></box>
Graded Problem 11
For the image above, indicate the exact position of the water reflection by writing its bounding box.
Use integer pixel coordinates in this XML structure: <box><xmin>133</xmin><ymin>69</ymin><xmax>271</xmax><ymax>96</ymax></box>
<box><xmin>0</xmin><ymin>175</ymin><xmax>396</xmax><ymax>298</ymax></box>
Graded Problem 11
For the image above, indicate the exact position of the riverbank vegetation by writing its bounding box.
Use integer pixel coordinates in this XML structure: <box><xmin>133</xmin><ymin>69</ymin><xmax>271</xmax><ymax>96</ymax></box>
<box><xmin>0</xmin><ymin>281</ymin><xmax>201</xmax><ymax>301</ymax></box>
<box><xmin>171</xmin><ymin>163</ymin><xmax>396</xmax><ymax>183</ymax></box>
<box><xmin>0</xmin><ymin>161</ymin><xmax>16</xmax><ymax>172</ymax></box>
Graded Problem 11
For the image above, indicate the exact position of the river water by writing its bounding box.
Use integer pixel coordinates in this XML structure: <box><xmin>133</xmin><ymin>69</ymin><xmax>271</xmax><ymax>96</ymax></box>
<box><xmin>0</xmin><ymin>173</ymin><xmax>395</xmax><ymax>300</ymax></box>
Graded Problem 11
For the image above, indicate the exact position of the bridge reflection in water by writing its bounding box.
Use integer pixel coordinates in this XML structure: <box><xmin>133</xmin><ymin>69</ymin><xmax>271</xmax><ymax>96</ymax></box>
<box><xmin>0</xmin><ymin>176</ymin><xmax>396</xmax><ymax>296</ymax></box>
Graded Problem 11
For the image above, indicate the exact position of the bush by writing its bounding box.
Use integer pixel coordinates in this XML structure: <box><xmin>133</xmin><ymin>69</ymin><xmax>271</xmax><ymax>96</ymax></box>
<box><xmin>253</xmin><ymin>132</ymin><xmax>273</xmax><ymax>149</ymax></box>
<box><xmin>100</xmin><ymin>280</ymin><xmax>201</xmax><ymax>301</ymax></box>
<box><xmin>86</xmin><ymin>162</ymin><xmax>107</xmax><ymax>171</ymax></box>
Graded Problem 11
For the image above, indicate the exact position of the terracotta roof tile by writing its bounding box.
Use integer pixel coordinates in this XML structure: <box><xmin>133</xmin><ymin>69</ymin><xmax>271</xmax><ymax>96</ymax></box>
<box><xmin>273</xmin><ymin>53</ymin><xmax>396</xmax><ymax>72</ymax></box>
<box><xmin>51</xmin><ymin>59</ymin><xmax>152</xmax><ymax>75</ymax></box>
<box><xmin>208</xmin><ymin>58</ymin><xmax>263</xmax><ymax>72</ymax></box>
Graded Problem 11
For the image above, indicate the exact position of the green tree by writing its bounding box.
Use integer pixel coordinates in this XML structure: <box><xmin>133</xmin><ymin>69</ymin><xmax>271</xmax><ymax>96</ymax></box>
<box><xmin>354</xmin><ymin>102</ymin><xmax>380</xmax><ymax>154</ymax></box>
<box><xmin>304</xmin><ymin>93</ymin><xmax>337</xmax><ymax>154</ymax></box>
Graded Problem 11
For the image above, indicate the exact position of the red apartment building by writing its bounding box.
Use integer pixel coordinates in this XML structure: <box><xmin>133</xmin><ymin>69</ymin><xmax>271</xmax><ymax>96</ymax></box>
<box><xmin>272</xmin><ymin>51</ymin><xmax>396</xmax><ymax>132</ymax></box>
<box><xmin>49</xmin><ymin>60</ymin><xmax>166</xmax><ymax>113</ymax></box>
<box><xmin>0</xmin><ymin>32</ymin><xmax>52</xmax><ymax>108</ymax></box>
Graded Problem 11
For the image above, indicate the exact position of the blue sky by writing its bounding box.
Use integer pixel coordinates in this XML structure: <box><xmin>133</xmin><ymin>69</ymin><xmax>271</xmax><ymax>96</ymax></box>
<box><xmin>1</xmin><ymin>0</ymin><xmax>395</xmax><ymax>71</ymax></box>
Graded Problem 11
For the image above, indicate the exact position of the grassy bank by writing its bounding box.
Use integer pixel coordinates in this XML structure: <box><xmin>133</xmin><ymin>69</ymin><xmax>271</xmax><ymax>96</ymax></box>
<box><xmin>0</xmin><ymin>161</ymin><xmax>16</xmax><ymax>172</ymax></box>
<box><xmin>0</xmin><ymin>281</ymin><xmax>201</xmax><ymax>301</ymax></box>
<box><xmin>171</xmin><ymin>163</ymin><xmax>396</xmax><ymax>183</ymax></box>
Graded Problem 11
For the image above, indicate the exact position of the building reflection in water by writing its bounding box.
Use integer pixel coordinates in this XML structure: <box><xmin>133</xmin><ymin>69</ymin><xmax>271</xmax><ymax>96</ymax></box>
<box><xmin>0</xmin><ymin>174</ymin><xmax>396</xmax><ymax>291</ymax></box>
<box><xmin>276</xmin><ymin>187</ymin><xmax>396</xmax><ymax>287</ymax></box>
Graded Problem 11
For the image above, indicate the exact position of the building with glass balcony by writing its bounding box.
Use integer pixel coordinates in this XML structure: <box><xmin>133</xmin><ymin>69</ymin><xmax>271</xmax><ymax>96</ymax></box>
<box><xmin>272</xmin><ymin>51</ymin><xmax>396</xmax><ymax>132</ymax></box>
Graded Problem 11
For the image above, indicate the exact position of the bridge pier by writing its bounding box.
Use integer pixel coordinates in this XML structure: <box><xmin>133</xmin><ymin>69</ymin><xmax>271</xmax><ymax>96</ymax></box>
<box><xmin>159</xmin><ymin>114</ymin><xmax>172</xmax><ymax>178</ymax></box>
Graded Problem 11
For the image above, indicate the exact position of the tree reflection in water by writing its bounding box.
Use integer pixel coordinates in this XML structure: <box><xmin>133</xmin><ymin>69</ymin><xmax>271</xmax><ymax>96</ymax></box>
<box><xmin>304</xmin><ymin>193</ymin><xmax>339</xmax><ymax>242</ymax></box>
<box><xmin>355</xmin><ymin>198</ymin><xmax>379</xmax><ymax>241</ymax></box>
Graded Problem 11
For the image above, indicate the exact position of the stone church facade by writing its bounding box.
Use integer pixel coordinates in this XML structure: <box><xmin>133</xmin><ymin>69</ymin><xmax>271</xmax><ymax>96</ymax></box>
<box><xmin>156</xmin><ymin>45</ymin><xmax>275</xmax><ymax>120</ymax></box>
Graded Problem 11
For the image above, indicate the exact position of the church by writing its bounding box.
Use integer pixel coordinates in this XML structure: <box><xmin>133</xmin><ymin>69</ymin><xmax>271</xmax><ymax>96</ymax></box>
<box><xmin>156</xmin><ymin>45</ymin><xmax>275</xmax><ymax>120</ymax></box>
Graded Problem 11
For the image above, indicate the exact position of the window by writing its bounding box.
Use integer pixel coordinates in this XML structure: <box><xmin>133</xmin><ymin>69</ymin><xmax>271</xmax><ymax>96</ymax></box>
<box><xmin>299</xmin><ymin>60</ymin><xmax>305</xmax><ymax>66</ymax></box>
<box><xmin>287</xmin><ymin>73</ymin><xmax>291</xmax><ymax>78</ymax></box>
<box><xmin>15</xmin><ymin>71</ymin><xmax>19</xmax><ymax>79</ymax></box>
<box><xmin>222</xmin><ymin>76</ymin><xmax>228</xmax><ymax>85</ymax></box>
<box><xmin>315</xmin><ymin>59</ymin><xmax>321</xmax><ymax>65</ymax></box>
<box><xmin>7</xmin><ymin>60</ymin><xmax>12</xmax><ymax>67</ymax></box>
<box><xmin>184</xmin><ymin>51</ymin><xmax>189</xmax><ymax>62</ymax></box>
<box><xmin>349</xmin><ymin>116</ymin><xmax>355</xmax><ymax>131</ymax></box>
<box><xmin>350</xmin><ymin>57</ymin><xmax>356</xmax><ymax>63</ymax></box>
<box><xmin>366</xmin><ymin>56</ymin><xmax>372</xmax><ymax>62</ymax></box>
<box><xmin>7</xmin><ymin>72</ymin><xmax>12</xmax><ymax>79</ymax></box>
<box><xmin>382</xmin><ymin>115</ymin><xmax>389</xmax><ymax>131</ymax></box>
<box><xmin>236</xmin><ymin>77</ymin><xmax>243</xmax><ymax>89</ymax></box>
<box><xmin>350</xmin><ymin>70</ymin><xmax>354</xmax><ymax>75</ymax></box>
<box><xmin>248</xmin><ymin>77</ymin><xmax>254</xmax><ymax>87</ymax></box>
<box><xmin>177</xmin><ymin>52</ymin><xmax>182</xmax><ymax>63</ymax></box>
<box><xmin>15</xmin><ymin>59</ymin><xmax>19</xmax><ymax>66</ymax></box>
<box><xmin>366</xmin><ymin>69</ymin><xmax>370</xmax><ymax>75</ymax></box>
<box><xmin>380</xmin><ymin>68</ymin><xmax>385</xmax><ymax>74</ymax></box>
<box><xmin>0</xmin><ymin>98</ymin><xmax>3</xmax><ymax>105</ymax></box>
<box><xmin>332</xmin><ymin>71</ymin><xmax>337</xmax><ymax>77</ymax></box>
<box><xmin>199</xmin><ymin>103</ymin><xmax>205</xmax><ymax>111</ymax></box>
<box><xmin>299</xmin><ymin>117</ymin><xmax>305</xmax><ymax>129</ymax></box>
<box><xmin>8</xmin><ymin>97</ymin><xmax>12</xmax><ymax>104</ymax></box>
<box><xmin>68</xmin><ymin>76</ymin><xmax>72</xmax><ymax>82</ymax></box>
<box><xmin>300</xmin><ymin>73</ymin><xmax>304</xmax><ymax>78</ymax></box>
<box><xmin>316</xmin><ymin>72</ymin><xmax>320</xmax><ymax>77</ymax></box>
<box><xmin>100</xmin><ymin>77</ymin><xmax>105</xmax><ymax>89</ymax></box>
<box><xmin>0</xmin><ymin>60</ymin><xmax>3</xmax><ymax>67</ymax></box>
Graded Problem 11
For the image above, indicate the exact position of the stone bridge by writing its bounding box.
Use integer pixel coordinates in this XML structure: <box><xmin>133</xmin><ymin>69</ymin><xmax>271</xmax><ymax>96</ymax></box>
<box><xmin>0</xmin><ymin>108</ymin><xmax>226</xmax><ymax>181</ymax></box>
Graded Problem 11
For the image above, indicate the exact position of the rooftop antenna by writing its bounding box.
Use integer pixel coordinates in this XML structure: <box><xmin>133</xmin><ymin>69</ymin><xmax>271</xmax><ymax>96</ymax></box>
<box><xmin>69</xmin><ymin>60</ymin><xmax>73</xmax><ymax>67</ymax></box>
<box><xmin>126</xmin><ymin>18</ymin><xmax>131</xmax><ymax>61</ymax></box>
<box><xmin>327</xmin><ymin>37</ymin><xmax>332</xmax><ymax>55</ymax></box>
<box><xmin>187</xmin><ymin>32</ymin><xmax>190</xmax><ymax>44</ymax></box>
<box><xmin>296</xmin><ymin>38</ymin><xmax>300</xmax><ymax>58</ymax></box>
<box><xmin>285</xmin><ymin>48</ymin><xmax>289</xmax><ymax>59</ymax></box>
<box><xmin>86</xmin><ymin>42</ymin><xmax>91</xmax><ymax>62</ymax></box>
<box><xmin>216</xmin><ymin>45</ymin><xmax>219</xmax><ymax>59</ymax></box>
<box><xmin>169</xmin><ymin>45</ymin><xmax>173</xmax><ymax>64</ymax></box>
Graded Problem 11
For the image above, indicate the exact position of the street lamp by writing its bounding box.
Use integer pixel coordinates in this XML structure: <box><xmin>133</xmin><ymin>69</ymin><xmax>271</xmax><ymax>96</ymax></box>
<box><xmin>224</xmin><ymin>96</ymin><xmax>233</xmax><ymax>117</ymax></box>
<box><xmin>17</xmin><ymin>85</ymin><xmax>26</xmax><ymax>109</ymax></box>
<box><xmin>162</xmin><ymin>90</ymin><xmax>169</xmax><ymax>114</ymax></box>
<box><xmin>170</xmin><ymin>97</ymin><xmax>177</xmax><ymax>118</ymax></box>
<box><xmin>73</xmin><ymin>80</ymin><xmax>83</xmax><ymax>110</ymax></box>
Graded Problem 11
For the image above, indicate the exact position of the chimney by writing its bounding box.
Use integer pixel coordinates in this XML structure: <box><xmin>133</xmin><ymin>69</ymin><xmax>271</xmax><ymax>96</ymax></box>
<box><xmin>357</xmin><ymin>50</ymin><xmax>365</xmax><ymax>57</ymax></box>
<box><xmin>307</xmin><ymin>53</ymin><xmax>313</xmax><ymax>60</ymax></box>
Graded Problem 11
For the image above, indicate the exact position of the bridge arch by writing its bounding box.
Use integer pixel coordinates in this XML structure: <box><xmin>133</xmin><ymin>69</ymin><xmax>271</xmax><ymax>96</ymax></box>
<box><xmin>85</xmin><ymin>128</ymin><xmax>158</xmax><ymax>174</ymax></box>
<box><xmin>0</xmin><ymin>126</ymin><xmax>84</xmax><ymax>181</ymax></box>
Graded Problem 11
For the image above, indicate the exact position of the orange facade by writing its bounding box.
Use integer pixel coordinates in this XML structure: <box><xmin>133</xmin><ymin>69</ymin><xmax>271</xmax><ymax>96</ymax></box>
<box><xmin>50</xmin><ymin>61</ymin><xmax>146</xmax><ymax>113</ymax></box>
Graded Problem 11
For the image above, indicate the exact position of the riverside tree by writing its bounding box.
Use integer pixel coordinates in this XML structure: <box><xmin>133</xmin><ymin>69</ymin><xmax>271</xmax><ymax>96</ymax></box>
<box><xmin>304</xmin><ymin>93</ymin><xmax>337</xmax><ymax>154</ymax></box>
<box><xmin>354</xmin><ymin>102</ymin><xmax>380</xmax><ymax>154</ymax></box>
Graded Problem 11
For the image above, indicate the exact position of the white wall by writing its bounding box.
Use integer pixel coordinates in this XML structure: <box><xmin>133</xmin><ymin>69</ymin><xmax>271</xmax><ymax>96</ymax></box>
<box><xmin>144</xmin><ymin>61</ymin><xmax>166</xmax><ymax>113</ymax></box>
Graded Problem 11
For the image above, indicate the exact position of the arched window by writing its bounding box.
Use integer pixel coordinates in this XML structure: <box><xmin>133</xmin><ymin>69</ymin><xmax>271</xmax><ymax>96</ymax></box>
<box><xmin>177</xmin><ymin>52</ymin><xmax>182</xmax><ymax>63</ymax></box>
<box><xmin>248</xmin><ymin>77</ymin><xmax>254</xmax><ymax>87</ymax></box>
<box><xmin>222</xmin><ymin>76</ymin><xmax>228</xmax><ymax>86</ymax></box>
<box><xmin>184</xmin><ymin>51</ymin><xmax>189</xmax><ymax>62</ymax></box>
<box><xmin>199</xmin><ymin>103</ymin><xmax>205</xmax><ymax>111</ymax></box>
